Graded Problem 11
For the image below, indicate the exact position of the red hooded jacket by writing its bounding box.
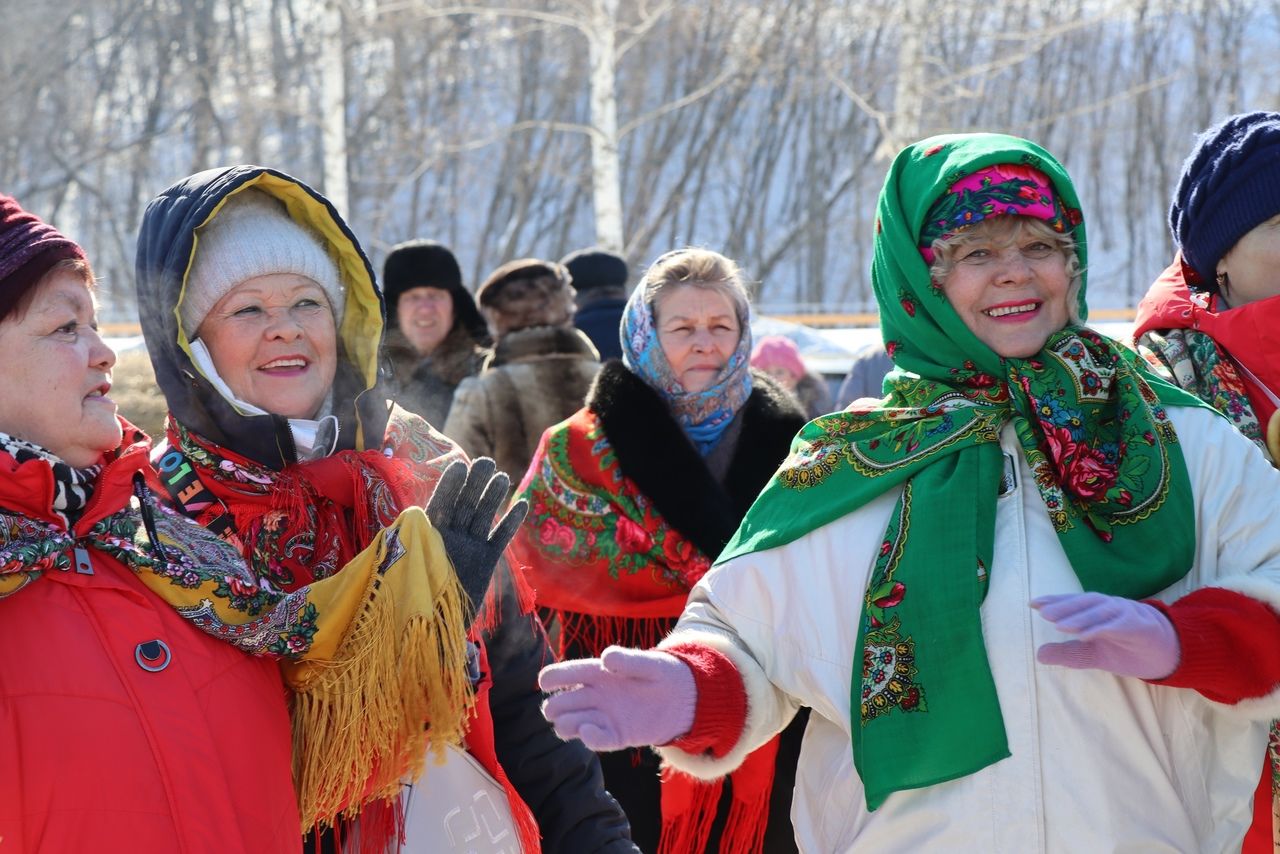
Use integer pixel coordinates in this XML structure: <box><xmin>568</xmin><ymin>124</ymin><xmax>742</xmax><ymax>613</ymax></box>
<box><xmin>0</xmin><ymin>436</ymin><xmax>299</xmax><ymax>853</ymax></box>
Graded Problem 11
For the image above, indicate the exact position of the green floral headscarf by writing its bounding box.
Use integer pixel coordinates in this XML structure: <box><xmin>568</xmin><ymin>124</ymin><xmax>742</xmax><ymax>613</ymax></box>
<box><xmin>718</xmin><ymin>133</ymin><xmax>1209</xmax><ymax>809</ymax></box>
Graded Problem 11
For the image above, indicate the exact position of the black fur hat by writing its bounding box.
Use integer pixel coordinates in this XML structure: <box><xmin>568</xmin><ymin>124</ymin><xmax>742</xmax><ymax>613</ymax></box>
<box><xmin>382</xmin><ymin>239</ymin><xmax>487</xmax><ymax>342</ymax></box>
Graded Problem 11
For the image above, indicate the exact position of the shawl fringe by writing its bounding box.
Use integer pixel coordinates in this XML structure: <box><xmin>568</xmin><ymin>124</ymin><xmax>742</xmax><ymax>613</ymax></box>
<box><xmin>658</xmin><ymin>772</ymin><xmax>723</xmax><ymax>854</ymax></box>
<box><xmin>555</xmin><ymin>609</ymin><xmax>676</xmax><ymax>659</ymax></box>
<box><xmin>288</xmin><ymin>535</ymin><xmax>474</xmax><ymax>833</ymax></box>
<box><xmin>658</xmin><ymin>743</ymin><xmax>778</xmax><ymax>854</ymax></box>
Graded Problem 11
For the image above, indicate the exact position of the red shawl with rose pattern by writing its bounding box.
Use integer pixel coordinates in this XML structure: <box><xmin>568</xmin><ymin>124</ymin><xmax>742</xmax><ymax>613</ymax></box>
<box><xmin>511</xmin><ymin>404</ymin><xmax>712</xmax><ymax>655</ymax></box>
<box><xmin>512</xmin><ymin>367</ymin><xmax>806</xmax><ymax>854</ymax></box>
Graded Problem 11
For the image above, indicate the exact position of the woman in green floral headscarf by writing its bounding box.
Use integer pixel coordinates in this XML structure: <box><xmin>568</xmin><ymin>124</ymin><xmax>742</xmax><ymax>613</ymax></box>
<box><xmin>537</xmin><ymin>132</ymin><xmax>1280</xmax><ymax>852</ymax></box>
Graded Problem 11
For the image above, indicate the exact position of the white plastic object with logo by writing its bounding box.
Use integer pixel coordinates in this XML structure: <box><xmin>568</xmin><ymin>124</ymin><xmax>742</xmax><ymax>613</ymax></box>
<box><xmin>347</xmin><ymin>744</ymin><xmax>521</xmax><ymax>853</ymax></box>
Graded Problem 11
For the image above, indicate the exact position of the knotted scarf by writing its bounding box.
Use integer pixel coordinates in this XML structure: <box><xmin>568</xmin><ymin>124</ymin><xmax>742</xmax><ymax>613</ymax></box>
<box><xmin>0</xmin><ymin>427</ymin><xmax>475</xmax><ymax>833</ymax></box>
<box><xmin>621</xmin><ymin>261</ymin><xmax>753</xmax><ymax>454</ymax></box>
<box><xmin>718</xmin><ymin>133</ymin><xmax>1208</xmax><ymax>809</ymax></box>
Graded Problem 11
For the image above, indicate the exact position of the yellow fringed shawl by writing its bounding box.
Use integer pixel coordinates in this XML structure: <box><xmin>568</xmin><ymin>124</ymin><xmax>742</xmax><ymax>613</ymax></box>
<box><xmin>0</xmin><ymin>495</ymin><xmax>475</xmax><ymax>833</ymax></box>
<box><xmin>281</xmin><ymin>507</ymin><xmax>473</xmax><ymax>829</ymax></box>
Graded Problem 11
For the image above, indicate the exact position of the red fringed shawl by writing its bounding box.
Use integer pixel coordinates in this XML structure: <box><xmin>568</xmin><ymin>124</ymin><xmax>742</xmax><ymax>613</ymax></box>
<box><xmin>512</xmin><ymin>406</ymin><xmax>777</xmax><ymax>854</ymax></box>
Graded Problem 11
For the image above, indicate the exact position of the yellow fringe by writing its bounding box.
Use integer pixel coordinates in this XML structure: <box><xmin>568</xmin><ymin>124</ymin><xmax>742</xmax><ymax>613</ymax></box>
<box><xmin>286</xmin><ymin>516</ymin><xmax>475</xmax><ymax>831</ymax></box>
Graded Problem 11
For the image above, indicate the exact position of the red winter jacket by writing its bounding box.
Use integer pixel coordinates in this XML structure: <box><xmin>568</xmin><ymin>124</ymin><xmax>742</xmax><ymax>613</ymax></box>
<box><xmin>0</xmin><ymin>438</ymin><xmax>299</xmax><ymax>853</ymax></box>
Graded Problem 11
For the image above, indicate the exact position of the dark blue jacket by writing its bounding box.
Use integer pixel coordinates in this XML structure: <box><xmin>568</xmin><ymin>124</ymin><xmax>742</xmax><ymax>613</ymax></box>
<box><xmin>575</xmin><ymin>298</ymin><xmax>627</xmax><ymax>361</ymax></box>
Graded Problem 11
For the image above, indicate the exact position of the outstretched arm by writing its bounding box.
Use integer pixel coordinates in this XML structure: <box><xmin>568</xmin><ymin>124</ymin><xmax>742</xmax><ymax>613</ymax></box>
<box><xmin>485</xmin><ymin>566</ymin><xmax>639</xmax><ymax>853</ymax></box>
<box><xmin>1033</xmin><ymin>406</ymin><xmax>1280</xmax><ymax>714</ymax></box>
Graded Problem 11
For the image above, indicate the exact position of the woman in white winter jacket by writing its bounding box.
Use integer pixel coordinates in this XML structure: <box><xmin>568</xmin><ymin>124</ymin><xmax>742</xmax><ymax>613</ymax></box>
<box><xmin>539</xmin><ymin>132</ymin><xmax>1280</xmax><ymax>852</ymax></box>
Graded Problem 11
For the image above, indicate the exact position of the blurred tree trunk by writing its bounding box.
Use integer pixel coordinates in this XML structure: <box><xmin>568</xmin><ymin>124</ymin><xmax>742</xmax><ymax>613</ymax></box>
<box><xmin>319</xmin><ymin>0</ymin><xmax>349</xmax><ymax>215</ymax></box>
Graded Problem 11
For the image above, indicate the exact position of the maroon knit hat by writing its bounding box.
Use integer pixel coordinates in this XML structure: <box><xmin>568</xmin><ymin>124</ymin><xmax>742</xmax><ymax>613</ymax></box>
<box><xmin>0</xmin><ymin>193</ymin><xmax>87</xmax><ymax>321</ymax></box>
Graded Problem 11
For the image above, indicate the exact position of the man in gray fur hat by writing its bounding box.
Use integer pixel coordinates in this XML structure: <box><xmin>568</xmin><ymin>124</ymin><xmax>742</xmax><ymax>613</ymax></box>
<box><xmin>443</xmin><ymin>258</ymin><xmax>601</xmax><ymax>489</ymax></box>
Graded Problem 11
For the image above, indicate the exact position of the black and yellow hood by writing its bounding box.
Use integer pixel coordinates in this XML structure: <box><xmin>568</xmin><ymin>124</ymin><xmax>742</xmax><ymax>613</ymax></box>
<box><xmin>135</xmin><ymin>166</ymin><xmax>389</xmax><ymax>468</ymax></box>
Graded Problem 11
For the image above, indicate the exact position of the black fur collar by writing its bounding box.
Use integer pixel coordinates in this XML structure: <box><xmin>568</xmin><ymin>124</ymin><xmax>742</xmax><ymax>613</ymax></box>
<box><xmin>587</xmin><ymin>361</ymin><xmax>806</xmax><ymax>559</ymax></box>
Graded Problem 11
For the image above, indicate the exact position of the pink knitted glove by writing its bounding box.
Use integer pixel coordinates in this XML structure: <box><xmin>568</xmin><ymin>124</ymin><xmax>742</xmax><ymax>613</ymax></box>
<box><xmin>1032</xmin><ymin>592</ymin><xmax>1180</xmax><ymax>680</ymax></box>
<box><xmin>539</xmin><ymin>646</ymin><xmax>697</xmax><ymax>752</ymax></box>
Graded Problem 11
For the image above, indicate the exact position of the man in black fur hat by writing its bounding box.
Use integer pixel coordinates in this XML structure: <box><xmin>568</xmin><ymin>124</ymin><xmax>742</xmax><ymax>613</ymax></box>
<box><xmin>382</xmin><ymin>239</ymin><xmax>489</xmax><ymax>426</ymax></box>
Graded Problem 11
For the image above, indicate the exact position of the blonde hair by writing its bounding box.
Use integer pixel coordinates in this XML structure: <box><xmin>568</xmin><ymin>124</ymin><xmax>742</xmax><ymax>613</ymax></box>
<box><xmin>643</xmin><ymin>247</ymin><xmax>751</xmax><ymax>320</ymax></box>
<box><xmin>928</xmin><ymin>217</ymin><xmax>1084</xmax><ymax>323</ymax></box>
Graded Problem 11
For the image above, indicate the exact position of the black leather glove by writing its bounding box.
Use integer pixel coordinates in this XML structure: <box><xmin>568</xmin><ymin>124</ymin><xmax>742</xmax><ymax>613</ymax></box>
<box><xmin>426</xmin><ymin>457</ymin><xmax>529</xmax><ymax>619</ymax></box>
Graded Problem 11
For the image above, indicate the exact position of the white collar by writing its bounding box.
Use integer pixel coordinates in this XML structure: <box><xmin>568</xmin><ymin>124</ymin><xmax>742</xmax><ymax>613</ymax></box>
<box><xmin>188</xmin><ymin>338</ymin><xmax>339</xmax><ymax>460</ymax></box>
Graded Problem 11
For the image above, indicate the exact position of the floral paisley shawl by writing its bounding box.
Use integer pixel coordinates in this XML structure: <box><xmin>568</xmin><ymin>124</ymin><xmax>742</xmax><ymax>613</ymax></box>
<box><xmin>511</xmin><ymin>405</ymin><xmax>712</xmax><ymax>654</ymax></box>
<box><xmin>1138</xmin><ymin>326</ymin><xmax>1265</xmax><ymax>451</ymax></box>
<box><xmin>512</xmin><ymin>406</ymin><xmax>786</xmax><ymax>854</ymax></box>
<box><xmin>717</xmin><ymin>133</ymin><xmax>1209</xmax><ymax>810</ymax></box>
<box><xmin>159</xmin><ymin>403</ymin><xmax>463</xmax><ymax>586</ymax></box>
<box><xmin>0</xmin><ymin>425</ymin><xmax>474</xmax><ymax>834</ymax></box>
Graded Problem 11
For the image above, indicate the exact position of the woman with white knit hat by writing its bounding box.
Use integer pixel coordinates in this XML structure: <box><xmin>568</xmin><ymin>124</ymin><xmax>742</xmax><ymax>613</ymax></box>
<box><xmin>135</xmin><ymin>166</ymin><xmax>637</xmax><ymax>853</ymax></box>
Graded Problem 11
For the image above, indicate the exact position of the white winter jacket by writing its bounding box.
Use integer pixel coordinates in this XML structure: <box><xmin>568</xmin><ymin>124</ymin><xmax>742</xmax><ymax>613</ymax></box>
<box><xmin>658</xmin><ymin>405</ymin><xmax>1280</xmax><ymax>853</ymax></box>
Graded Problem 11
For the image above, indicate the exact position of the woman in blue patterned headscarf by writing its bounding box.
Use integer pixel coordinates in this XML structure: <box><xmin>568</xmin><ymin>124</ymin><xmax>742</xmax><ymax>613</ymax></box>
<box><xmin>512</xmin><ymin>247</ymin><xmax>809</xmax><ymax>853</ymax></box>
<box><xmin>620</xmin><ymin>248</ymin><xmax>755</xmax><ymax>454</ymax></box>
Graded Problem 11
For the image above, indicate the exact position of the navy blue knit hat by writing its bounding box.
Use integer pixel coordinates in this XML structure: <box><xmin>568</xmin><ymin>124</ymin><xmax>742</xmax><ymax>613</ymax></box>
<box><xmin>559</xmin><ymin>247</ymin><xmax>628</xmax><ymax>294</ymax></box>
<box><xmin>1169</xmin><ymin>111</ymin><xmax>1280</xmax><ymax>287</ymax></box>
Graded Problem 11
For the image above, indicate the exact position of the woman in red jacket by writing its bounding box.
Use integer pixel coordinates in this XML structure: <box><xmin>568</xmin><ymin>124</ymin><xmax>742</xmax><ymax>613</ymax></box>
<box><xmin>0</xmin><ymin>194</ymin><xmax>314</xmax><ymax>851</ymax></box>
<box><xmin>0</xmin><ymin>193</ymin><xmax>497</xmax><ymax>852</ymax></box>
<box><xmin>1133</xmin><ymin>110</ymin><xmax>1280</xmax><ymax>854</ymax></box>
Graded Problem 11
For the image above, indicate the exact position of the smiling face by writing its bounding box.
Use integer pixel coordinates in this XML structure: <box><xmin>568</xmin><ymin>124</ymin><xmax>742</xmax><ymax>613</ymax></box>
<box><xmin>654</xmin><ymin>284</ymin><xmax>742</xmax><ymax>393</ymax></box>
<box><xmin>397</xmin><ymin>285</ymin><xmax>455</xmax><ymax>355</ymax></box>
<box><xmin>0</xmin><ymin>267</ymin><xmax>120</xmax><ymax>466</ymax></box>
<box><xmin>196</xmin><ymin>273</ymin><xmax>338</xmax><ymax>419</ymax></box>
<box><xmin>931</xmin><ymin>216</ymin><xmax>1075</xmax><ymax>359</ymax></box>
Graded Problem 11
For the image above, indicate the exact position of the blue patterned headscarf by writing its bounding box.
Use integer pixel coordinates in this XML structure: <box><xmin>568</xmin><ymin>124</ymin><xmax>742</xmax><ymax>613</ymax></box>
<box><xmin>620</xmin><ymin>252</ymin><xmax>754</xmax><ymax>455</ymax></box>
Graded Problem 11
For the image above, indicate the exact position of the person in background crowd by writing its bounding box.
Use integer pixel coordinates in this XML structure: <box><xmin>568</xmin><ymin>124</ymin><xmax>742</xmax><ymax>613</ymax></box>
<box><xmin>834</xmin><ymin>342</ymin><xmax>894</xmax><ymax>409</ymax></box>
<box><xmin>749</xmin><ymin>334</ymin><xmax>832</xmax><ymax>418</ymax></box>
<box><xmin>134</xmin><ymin>169</ymin><xmax>637</xmax><ymax>854</ymax></box>
<box><xmin>511</xmin><ymin>247</ymin><xmax>808</xmax><ymax>854</ymax></box>
<box><xmin>444</xmin><ymin>258</ymin><xmax>601</xmax><ymax>489</ymax></box>
<box><xmin>1133</xmin><ymin>110</ymin><xmax>1280</xmax><ymax>854</ymax></box>
<box><xmin>540</xmin><ymin>133</ymin><xmax>1280</xmax><ymax>852</ymax></box>
<box><xmin>382</xmin><ymin>239</ymin><xmax>489</xmax><ymax>427</ymax></box>
<box><xmin>563</xmin><ymin>247</ymin><xmax>629</xmax><ymax>361</ymax></box>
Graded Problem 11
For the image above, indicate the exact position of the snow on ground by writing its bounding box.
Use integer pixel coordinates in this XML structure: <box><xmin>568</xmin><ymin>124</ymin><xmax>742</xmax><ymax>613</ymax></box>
<box><xmin>752</xmin><ymin>318</ymin><xmax>1137</xmax><ymax>380</ymax></box>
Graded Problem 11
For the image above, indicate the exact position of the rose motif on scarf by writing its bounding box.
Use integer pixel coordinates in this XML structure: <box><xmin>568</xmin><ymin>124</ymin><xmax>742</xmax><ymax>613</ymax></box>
<box><xmin>661</xmin><ymin>534</ymin><xmax>711</xmax><ymax>587</ymax></box>
<box><xmin>1042</xmin><ymin>425</ymin><xmax>1117</xmax><ymax>501</ymax></box>
<box><xmin>614</xmin><ymin>516</ymin><xmax>654</xmax><ymax>554</ymax></box>
<box><xmin>539</xmin><ymin>517</ymin><xmax>577</xmax><ymax>553</ymax></box>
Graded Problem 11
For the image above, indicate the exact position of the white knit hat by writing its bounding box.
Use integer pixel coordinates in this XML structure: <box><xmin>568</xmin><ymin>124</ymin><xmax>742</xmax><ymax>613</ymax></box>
<box><xmin>181</xmin><ymin>188</ymin><xmax>345</xmax><ymax>337</ymax></box>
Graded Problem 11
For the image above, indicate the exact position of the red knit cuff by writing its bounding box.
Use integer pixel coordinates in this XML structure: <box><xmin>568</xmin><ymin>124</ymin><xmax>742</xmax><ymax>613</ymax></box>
<box><xmin>663</xmin><ymin>642</ymin><xmax>748</xmax><ymax>758</ymax></box>
<box><xmin>1146</xmin><ymin>587</ymin><xmax>1280</xmax><ymax>704</ymax></box>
